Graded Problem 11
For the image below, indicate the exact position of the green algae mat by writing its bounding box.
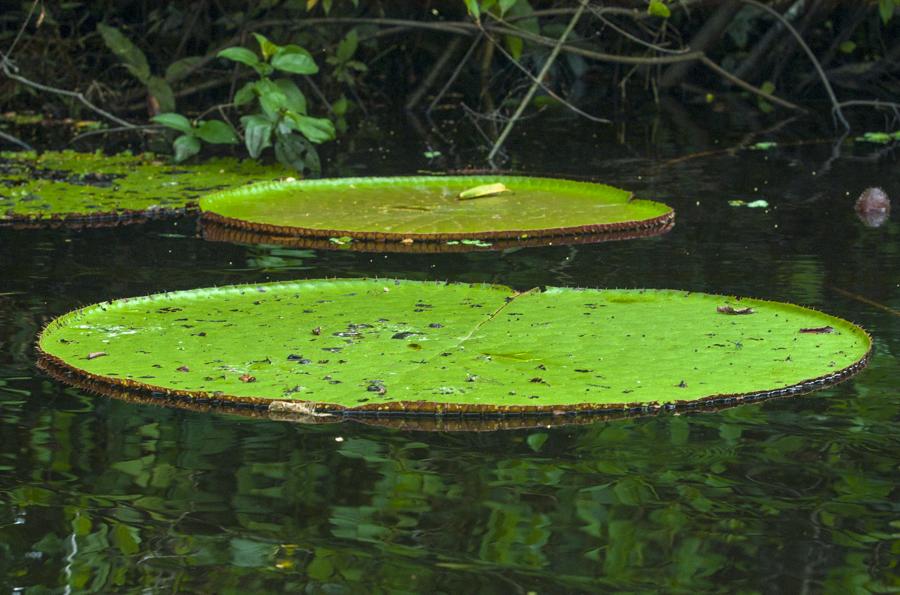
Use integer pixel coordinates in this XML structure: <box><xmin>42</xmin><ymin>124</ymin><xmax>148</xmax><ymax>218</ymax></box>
<box><xmin>37</xmin><ymin>279</ymin><xmax>870</xmax><ymax>416</ymax></box>
<box><xmin>199</xmin><ymin>176</ymin><xmax>674</xmax><ymax>243</ymax></box>
<box><xmin>0</xmin><ymin>150</ymin><xmax>289</xmax><ymax>226</ymax></box>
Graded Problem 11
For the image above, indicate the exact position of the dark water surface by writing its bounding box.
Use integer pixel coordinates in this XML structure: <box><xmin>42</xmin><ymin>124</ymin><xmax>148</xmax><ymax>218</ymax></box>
<box><xmin>1</xmin><ymin>108</ymin><xmax>898</xmax><ymax>593</ymax></box>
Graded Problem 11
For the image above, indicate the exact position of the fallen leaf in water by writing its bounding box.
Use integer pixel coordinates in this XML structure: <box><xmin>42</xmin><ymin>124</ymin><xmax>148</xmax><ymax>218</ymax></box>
<box><xmin>799</xmin><ymin>326</ymin><xmax>834</xmax><ymax>334</ymax></box>
<box><xmin>458</xmin><ymin>183</ymin><xmax>510</xmax><ymax>200</ymax></box>
<box><xmin>717</xmin><ymin>306</ymin><xmax>755</xmax><ymax>315</ymax></box>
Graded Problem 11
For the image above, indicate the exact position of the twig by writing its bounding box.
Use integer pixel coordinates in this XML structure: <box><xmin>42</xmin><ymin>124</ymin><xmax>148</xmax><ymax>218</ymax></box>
<box><xmin>835</xmin><ymin>100</ymin><xmax>900</xmax><ymax>120</ymax></box>
<box><xmin>1</xmin><ymin>56</ymin><xmax>136</xmax><ymax>129</ymax></box>
<box><xmin>405</xmin><ymin>37</ymin><xmax>462</xmax><ymax>110</ymax></box>
<box><xmin>487</xmin><ymin>0</ymin><xmax>589</xmax><ymax>162</ymax></box>
<box><xmin>428</xmin><ymin>33</ymin><xmax>483</xmax><ymax>114</ymax></box>
<box><xmin>590</xmin><ymin>6</ymin><xmax>690</xmax><ymax>55</ymax></box>
<box><xmin>69</xmin><ymin>124</ymin><xmax>161</xmax><ymax>144</ymax></box>
<box><xmin>482</xmin><ymin>21</ymin><xmax>609</xmax><ymax>123</ymax></box>
<box><xmin>737</xmin><ymin>0</ymin><xmax>848</xmax><ymax>129</ymax></box>
<box><xmin>699</xmin><ymin>56</ymin><xmax>803</xmax><ymax>111</ymax></box>
<box><xmin>5</xmin><ymin>0</ymin><xmax>40</xmax><ymax>58</ymax></box>
<box><xmin>829</xmin><ymin>286</ymin><xmax>900</xmax><ymax>318</ymax></box>
<box><xmin>0</xmin><ymin>129</ymin><xmax>33</xmax><ymax>150</ymax></box>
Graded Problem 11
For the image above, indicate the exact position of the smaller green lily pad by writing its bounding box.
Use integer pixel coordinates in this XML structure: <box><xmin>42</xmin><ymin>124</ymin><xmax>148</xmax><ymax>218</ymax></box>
<box><xmin>0</xmin><ymin>150</ymin><xmax>290</xmax><ymax>226</ymax></box>
<box><xmin>37</xmin><ymin>279</ymin><xmax>870</xmax><ymax>417</ymax></box>
<box><xmin>199</xmin><ymin>175</ymin><xmax>674</xmax><ymax>243</ymax></box>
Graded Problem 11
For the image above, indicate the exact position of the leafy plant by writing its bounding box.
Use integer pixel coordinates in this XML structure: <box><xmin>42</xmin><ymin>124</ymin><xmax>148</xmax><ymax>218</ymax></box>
<box><xmin>153</xmin><ymin>33</ymin><xmax>335</xmax><ymax>174</ymax></box>
<box><xmin>326</xmin><ymin>30</ymin><xmax>367</xmax><ymax>86</ymax></box>
<box><xmin>223</xmin><ymin>33</ymin><xmax>335</xmax><ymax>174</ymax></box>
<box><xmin>97</xmin><ymin>23</ymin><xmax>175</xmax><ymax>113</ymax></box>
<box><xmin>150</xmin><ymin>114</ymin><xmax>238</xmax><ymax>162</ymax></box>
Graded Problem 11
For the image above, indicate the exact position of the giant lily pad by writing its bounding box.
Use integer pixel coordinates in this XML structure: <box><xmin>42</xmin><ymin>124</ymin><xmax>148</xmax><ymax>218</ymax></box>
<box><xmin>37</xmin><ymin>279</ymin><xmax>870</xmax><ymax>416</ymax></box>
<box><xmin>199</xmin><ymin>176</ymin><xmax>674</xmax><ymax>244</ymax></box>
<box><xmin>0</xmin><ymin>150</ymin><xmax>289</xmax><ymax>226</ymax></box>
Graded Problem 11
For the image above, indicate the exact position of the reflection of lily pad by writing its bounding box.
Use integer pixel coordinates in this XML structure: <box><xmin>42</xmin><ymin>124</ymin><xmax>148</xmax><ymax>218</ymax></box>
<box><xmin>0</xmin><ymin>150</ymin><xmax>289</xmax><ymax>226</ymax></box>
<box><xmin>38</xmin><ymin>279</ymin><xmax>870</xmax><ymax>416</ymax></box>
<box><xmin>199</xmin><ymin>176</ymin><xmax>674</xmax><ymax>243</ymax></box>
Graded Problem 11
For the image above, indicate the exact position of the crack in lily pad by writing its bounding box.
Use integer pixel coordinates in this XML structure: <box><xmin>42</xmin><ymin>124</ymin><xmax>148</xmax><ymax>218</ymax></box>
<box><xmin>36</xmin><ymin>279</ymin><xmax>871</xmax><ymax>416</ymax></box>
<box><xmin>0</xmin><ymin>150</ymin><xmax>290</xmax><ymax>227</ymax></box>
<box><xmin>198</xmin><ymin>175</ymin><xmax>674</xmax><ymax>244</ymax></box>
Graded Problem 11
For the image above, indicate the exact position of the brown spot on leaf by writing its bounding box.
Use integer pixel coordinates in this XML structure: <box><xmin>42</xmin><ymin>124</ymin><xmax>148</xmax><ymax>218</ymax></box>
<box><xmin>717</xmin><ymin>305</ymin><xmax>754</xmax><ymax>315</ymax></box>
<box><xmin>239</xmin><ymin>374</ymin><xmax>256</xmax><ymax>383</ymax></box>
<box><xmin>176</xmin><ymin>365</ymin><xmax>190</xmax><ymax>372</ymax></box>
<box><xmin>799</xmin><ymin>326</ymin><xmax>834</xmax><ymax>334</ymax></box>
<box><xmin>87</xmin><ymin>351</ymin><xmax>107</xmax><ymax>360</ymax></box>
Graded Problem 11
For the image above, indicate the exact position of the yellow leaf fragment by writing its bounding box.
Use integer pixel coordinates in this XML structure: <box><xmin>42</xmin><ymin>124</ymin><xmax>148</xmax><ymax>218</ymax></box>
<box><xmin>458</xmin><ymin>183</ymin><xmax>510</xmax><ymax>200</ymax></box>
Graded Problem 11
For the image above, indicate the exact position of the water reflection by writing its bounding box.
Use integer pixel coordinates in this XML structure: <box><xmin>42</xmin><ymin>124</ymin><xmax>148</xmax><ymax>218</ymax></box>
<box><xmin>1</xmin><ymin>110</ymin><xmax>897</xmax><ymax>591</ymax></box>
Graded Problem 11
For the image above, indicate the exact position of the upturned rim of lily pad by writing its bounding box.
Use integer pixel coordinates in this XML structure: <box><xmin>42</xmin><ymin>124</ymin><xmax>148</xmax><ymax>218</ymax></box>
<box><xmin>35</xmin><ymin>356</ymin><xmax>820</xmax><ymax>431</ymax></box>
<box><xmin>198</xmin><ymin>175</ymin><xmax>675</xmax><ymax>243</ymax></box>
<box><xmin>200</xmin><ymin>217</ymin><xmax>675</xmax><ymax>253</ymax></box>
<box><xmin>35</xmin><ymin>279</ymin><xmax>871</xmax><ymax>419</ymax></box>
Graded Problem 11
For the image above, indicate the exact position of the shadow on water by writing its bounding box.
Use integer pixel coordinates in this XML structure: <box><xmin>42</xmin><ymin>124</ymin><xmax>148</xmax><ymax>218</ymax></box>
<box><xmin>1</xmin><ymin>106</ymin><xmax>897</xmax><ymax>592</ymax></box>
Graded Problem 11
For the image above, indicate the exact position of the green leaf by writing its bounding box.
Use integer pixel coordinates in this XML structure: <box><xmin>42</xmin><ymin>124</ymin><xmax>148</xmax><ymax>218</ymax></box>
<box><xmin>648</xmin><ymin>0</ymin><xmax>671</xmax><ymax>18</ymax></box>
<box><xmin>241</xmin><ymin>115</ymin><xmax>274</xmax><ymax>158</ymax></box>
<box><xmin>39</xmin><ymin>279</ymin><xmax>871</xmax><ymax>413</ymax></box>
<box><xmin>146</xmin><ymin>76</ymin><xmax>176</xmax><ymax>113</ymax></box>
<box><xmin>173</xmin><ymin>135</ymin><xmax>201</xmax><ymax>163</ymax></box>
<box><xmin>274</xmin><ymin>132</ymin><xmax>321</xmax><ymax>174</ymax></box>
<box><xmin>271</xmin><ymin>45</ymin><xmax>319</xmax><ymax>75</ymax></box>
<box><xmin>838</xmin><ymin>41</ymin><xmax>856</xmax><ymax>54</ymax></box>
<box><xmin>504</xmin><ymin>34</ymin><xmax>524</xmax><ymax>61</ymax></box>
<box><xmin>332</xmin><ymin>95</ymin><xmax>349</xmax><ymax>117</ymax></box>
<box><xmin>526</xmin><ymin>432</ymin><xmax>548</xmax><ymax>452</ymax></box>
<box><xmin>464</xmin><ymin>0</ymin><xmax>480</xmax><ymax>20</ymax></box>
<box><xmin>217</xmin><ymin>47</ymin><xmax>262</xmax><ymax>69</ymax></box>
<box><xmin>164</xmin><ymin>56</ymin><xmax>203</xmax><ymax>82</ymax></box>
<box><xmin>274</xmin><ymin>79</ymin><xmax>308</xmax><ymax>115</ymax></box>
<box><xmin>97</xmin><ymin>23</ymin><xmax>150</xmax><ymax>83</ymax></box>
<box><xmin>233</xmin><ymin>81</ymin><xmax>257</xmax><ymax>106</ymax></box>
<box><xmin>879</xmin><ymin>0</ymin><xmax>895</xmax><ymax>24</ymax></box>
<box><xmin>285</xmin><ymin>114</ymin><xmax>335</xmax><ymax>144</ymax></box>
<box><xmin>151</xmin><ymin>113</ymin><xmax>192</xmax><ymax>134</ymax></box>
<box><xmin>252</xmin><ymin>32</ymin><xmax>281</xmax><ymax>61</ymax></box>
<box><xmin>255</xmin><ymin>80</ymin><xmax>289</xmax><ymax>119</ymax></box>
<box><xmin>336</xmin><ymin>30</ymin><xmax>358</xmax><ymax>63</ymax></box>
<box><xmin>196</xmin><ymin>120</ymin><xmax>238</xmax><ymax>145</ymax></box>
<box><xmin>499</xmin><ymin>0</ymin><xmax>519</xmax><ymax>15</ymax></box>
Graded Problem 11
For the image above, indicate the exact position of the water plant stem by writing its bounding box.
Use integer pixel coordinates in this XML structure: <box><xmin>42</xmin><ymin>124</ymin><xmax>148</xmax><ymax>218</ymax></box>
<box><xmin>487</xmin><ymin>0</ymin><xmax>588</xmax><ymax>163</ymax></box>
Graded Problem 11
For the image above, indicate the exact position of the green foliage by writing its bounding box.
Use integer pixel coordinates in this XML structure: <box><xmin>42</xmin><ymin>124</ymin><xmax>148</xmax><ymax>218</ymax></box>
<box><xmin>96</xmin><ymin>23</ymin><xmax>175</xmax><ymax>112</ymax></box>
<box><xmin>153</xmin><ymin>33</ymin><xmax>334</xmax><ymax>173</ymax></box>
<box><xmin>151</xmin><ymin>114</ymin><xmax>238</xmax><ymax>162</ymax></box>
<box><xmin>326</xmin><ymin>30</ymin><xmax>368</xmax><ymax>86</ymax></box>
<box><xmin>879</xmin><ymin>0</ymin><xmax>899</xmax><ymax>24</ymax></box>
<box><xmin>648</xmin><ymin>0</ymin><xmax>671</xmax><ymax>18</ymax></box>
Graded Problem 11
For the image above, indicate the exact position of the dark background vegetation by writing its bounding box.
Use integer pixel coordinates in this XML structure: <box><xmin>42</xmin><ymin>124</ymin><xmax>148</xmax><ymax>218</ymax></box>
<box><xmin>1</xmin><ymin>0</ymin><xmax>898</xmax><ymax>166</ymax></box>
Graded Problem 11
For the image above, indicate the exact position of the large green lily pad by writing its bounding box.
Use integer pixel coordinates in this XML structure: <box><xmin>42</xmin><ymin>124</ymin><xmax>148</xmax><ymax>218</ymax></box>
<box><xmin>37</xmin><ymin>279</ymin><xmax>870</xmax><ymax>416</ymax></box>
<box><xmin>0</xmin><ymin>150</ymin><xmax>289</xmax><ymax>226</ymax></box>
<box><xmin>199</xmin><ymin>176</ymin><xmax>674</xmax><ymax>242</ymax></box>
